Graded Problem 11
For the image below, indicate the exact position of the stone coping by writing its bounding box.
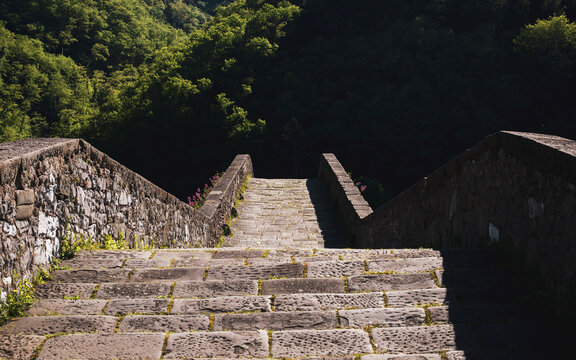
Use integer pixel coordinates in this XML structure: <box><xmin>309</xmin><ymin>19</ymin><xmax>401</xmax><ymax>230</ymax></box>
<box><xmin>317</xmin><ymin>153</ymin><xmax>372</xmax><ymax>242</ymax></box>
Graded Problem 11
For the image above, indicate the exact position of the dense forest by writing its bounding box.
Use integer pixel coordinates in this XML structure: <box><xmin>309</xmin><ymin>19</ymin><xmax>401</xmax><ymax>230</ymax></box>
<box><xmin>2</xmin><ymin>0</ymin><xmax>576</xmax><ymax>206</ymax></box>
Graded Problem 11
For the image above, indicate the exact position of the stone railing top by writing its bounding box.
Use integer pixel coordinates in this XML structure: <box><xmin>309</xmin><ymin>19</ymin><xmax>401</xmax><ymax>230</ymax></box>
<box><xmin>505</xmin><ymin>131</ymin><xmax>576</xmax><ymax>157</ymax></box>
<box><xmin>470</xmin><ymin>131</ymin><xmax>576</xmax><ymax>185</ymax></box>
<box><xmin>199</xmin><ymin>154</ymin><xmax>252</xmax><ymax>219</ymax></box>
<box><xmin>318</xmin><ymin>153</ymin><xmax>373</xmax><ymax>225</ymax></box>
<box><xmin>0</xmin><ymin>138</ymin><xmax>77</xmax><ymax>162</ymax></box>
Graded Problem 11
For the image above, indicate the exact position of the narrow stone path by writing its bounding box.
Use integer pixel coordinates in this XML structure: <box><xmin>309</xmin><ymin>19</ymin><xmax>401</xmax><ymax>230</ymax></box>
<box><xmin>225</xmin><ymin>178</ymin><xmax>349</xmax><ymax>248</ymax></box>
<box><xmin>0</xmin><ymin>178</ymin><xmax>558</xmax><ymax>359</ymax></box>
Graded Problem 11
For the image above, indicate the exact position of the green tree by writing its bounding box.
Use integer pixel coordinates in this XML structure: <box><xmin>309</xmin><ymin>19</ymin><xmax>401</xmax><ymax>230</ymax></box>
<box><xmin>514</xmin><ymin>14</ymin><xmax>576</xmax><ymax>73</ymax></box>
<box><xmin>0</xmin><ymin>23</ymin><xmax>97</xmax><ymax>142</ymax></box>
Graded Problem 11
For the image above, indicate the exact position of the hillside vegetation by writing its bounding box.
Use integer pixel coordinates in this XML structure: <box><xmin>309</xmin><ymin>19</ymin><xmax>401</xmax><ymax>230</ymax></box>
<box><xmin>2</xmin><ymin>0</ymin><xmax>576</xmax><ymax>204</ymax></box>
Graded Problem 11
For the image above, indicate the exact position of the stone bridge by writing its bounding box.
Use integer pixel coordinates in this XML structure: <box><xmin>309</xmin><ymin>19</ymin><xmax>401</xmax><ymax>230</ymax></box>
<box><xmin>0</xmin><ymin>131</ymin><xmax>574</xmax><ymax>358</ymax></box>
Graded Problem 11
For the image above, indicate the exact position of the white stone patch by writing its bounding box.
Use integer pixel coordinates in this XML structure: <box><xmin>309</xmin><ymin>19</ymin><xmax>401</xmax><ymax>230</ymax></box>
<box><xmin>76</xmin><ymin>158</ymin><xmax>88</xmax><ymax>170</ymax></box>
<box><xmin>16</xmin><ymin>221</ymin><xmax>30</xmax><ymax>231</ymax></box>
<box><xmin>88</xmin><ymin>224</ymin><xmax>98</xmax><ymax>238</ymax></box>
<box><xmin>2</xmin><ymin>277</ymin><xmax>12</xmax><ymax>286</ymax></box>
<box><xmin>185</xmin><ymin>224</ymin><xmax>190</xmax><ymax>242</ymax></box>
<box><xmin>488</xmin><ymin>222</ymin><xmax>500</xmax><ymax>242</ymax></box>
<box><xmin>38</xmin><ymin>212</ymin><xmax>59</xmax><ymax>238</ymax></box>
<box><xmin>45</xmin><ymin>184</ymin><xmax>57</xmax><ymax>203</ymax></box>
<box><xmin>49</xmin><ymin>172</ymin><xmax>56</xmax><ymax>183</ymax></box>
<box><xmin>119</xmin><ymin>191</ymin><xmax>129</xmax><ymax>206</ymax></box>
<box><xmin>2</xmin><ymin>222</ymin><xmax>17</xmax><ymax>237</ymax></box>
<box><xmin>0</xmin><ymin>289</ymin><xmax>6</xmax><ymax>302</ymax></box>
<box><xmin>77</xmin><ymin>186</ymin><xmax>86</xmax><ymax>208</ymax></box>
<box><xmin>34</xmin><ymin>238</ymin><xmax>60</xmax><ymax>265</ymax></box>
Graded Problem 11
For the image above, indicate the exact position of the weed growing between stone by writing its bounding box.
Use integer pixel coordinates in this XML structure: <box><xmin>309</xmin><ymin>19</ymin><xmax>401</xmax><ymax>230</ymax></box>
<box><xmin>60</xmin><ymin>225</ymin><xmax>127</xmax><ymax>259</ymax></box>
<box><xmin>60</xmin><ymin>225</ymin><xmax>159</xmax><ymax>259</ymax></box>
<box><xmin>0</xmin><ymin>279</ymin><xmax>34</xmax><ymax>325</ymax></box>
<box><xmin>0</xmin><ymin>267</ymin><xmax>50</xmax><ymax>326</ymax></box>
<box><xmin>0</xmin><ymin>227</ymin><xmax>145</xmax><ymax>326</ymax></box>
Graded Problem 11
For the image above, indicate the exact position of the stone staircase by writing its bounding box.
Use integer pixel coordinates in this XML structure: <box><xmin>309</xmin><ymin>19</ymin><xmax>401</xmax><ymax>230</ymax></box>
<box><xmin>0</xmin><ymin>178</ymin><xmax>556</xmax><ymax>359</ymax></box>
<box><xmin>225</xmin><ymin>178</ymin><xmax>349</xmax><ymax>248</ymax></box>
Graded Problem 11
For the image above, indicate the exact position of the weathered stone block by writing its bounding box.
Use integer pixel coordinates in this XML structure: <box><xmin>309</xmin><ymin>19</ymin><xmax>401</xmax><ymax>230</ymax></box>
<box><xmin>271</xmin><ymin>329</ymin><xmax>372</xmax><ymax>358</ymax></box>
<box><xmin>35</xmin><ymin>283</ymin><xmax>97</xmax><ymax>299</ymax></box>
<box><xmin>348</xmin><ymin>274</ymin><xmax>437</xmax><ymax>292</ymax></box>
<box><xmin>163</xmin><ymin>331</ymin><xmax>269</xmax><ymax>359</ymax></box>
<box><xmin>274</xmin><ymin>293</ymin><xmax>385</xmax><ymax>311</ymax></box>
<box><xmin>96</xmin><ymin>283</ymin><xmax>172</xmax><ymax>299</ymax></box>
<box><xmin>172</xmin><ymin>280</ymin><xmax>258</xmax><ymax>298</ymax></box>
<box><xmin>371</xmin><ymin>325</ymin><xmax>475</xmax><ymax>353</ymax></box>
<box><xmin>61</xmin><ymin>257</ymin><xmax>124</xmax><ymax>269</ymax></box>
<box><xmin>16</xmin><ymin>190</ymin><xmax>35</xmax><ymax>205</ymax></box>
<box><xmin>171</xmin><ymin>296</ymin><xmax>271</xmax><ymax>314</ymax></box>
<box><xmin>37</xmin><ymin>333</ymin><xmax>164</xmax><ymax>360</ymax></box>
<box><xmin>367</xmin><ymin>257</ymin><xmax>443</xmax><ymax>273</ymax></box>
<box><xmin>206</xmin><ymin>263</ymin><xmax>304</xmax><ymax>280</ymax></box>
<box><xmin>212</xmin><ymin>250</ymin><xmax>266</xmax><ymax>259</ymax></box>
<box><xmin>213</xmin><ymin>310</ymin><xmax>337</xmax><ymax>331</ymax></box>
<box><xmin>75</xmin><ymin>250</ymin><xmax>152</xmax><ymax>260</ymax></box>
<box><xmin>123</xmin><ymin>258</ymin><xmax>172</xmax><ymax>268</ymax></box>
<box><xmin>118</xmin><ymin>315</ymin><xmax>210</xmax><ymax>332</ymax></box>
<box><xmin>0</xmin><ymin>335</ymin><xmax>45</xmax><ymax>360</ymax></box>
<box><xmin>104</xmin><ymin>299</ymin><xmax>170</xmax><ymax>315</ymax></box>
<box><xmin>307</xmin><ymin>261</ymin><xmax>366</xmax><ymax>278</ymax></box>
<box><xmin>26</xmin><ymin>299</ymin><xmax>107</xmax><ymax>316</ymax></box>
<box><xmin>261</xmin><ymin>278</ymin><xmax>346</xmax><ymax>295</ymax></box>
<box><xmin>339</xmin><ymin>308</ymin><xmax>426</xmax><ymax>328</ymax></box>
<box><xmin>172</xmin><ymin>257</ymin><xmax>244</xmax><ymax>267</ymax></box>
<box><xmin>15</xmin><ymin>204</ymin><xmax>34</xmax><ymax>220</ymax></box>
<box><xmin>51</xmin><ymin>269</ymin><xmax>130</xmax><ymax>283</ymax></box>
<box><xmin>153</xmin><ymin>250</ymin><xmax>214</xmax><ymax>261</ymax></box>
<box><xmin>361</xmin><ymin>354</ymin><xmax>442</xmax><ymax>360</ymax></box>
<box><xmin>0</xmin><ymin>315</ymin><xmax>117</xmax><ymax>335</ymax></box>
<box><xmin>130</xmin><ymin>268</ymin><xmax>205</xmax><ymax>282</ymax></box>
<box><xmin>385</xmin><ymin>288</ymin><xmax>449</xmax><ymax>307</ymax></box>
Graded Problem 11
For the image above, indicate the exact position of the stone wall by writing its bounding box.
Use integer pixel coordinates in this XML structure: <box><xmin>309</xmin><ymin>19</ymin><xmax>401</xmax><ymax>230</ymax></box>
<box><xmin>317</xmin><ymin>153</ymin><xmax>373</xmax><ymax>245</ymax></box>
<box><xmin>0</xmin><ymin>138</ymin><xmax>252</xmax><ymax>299</ymax></box>
<box><xmin>319</xmin><ymin>131</ymin><xmax>576</xmax><ymax>315</ymax></box>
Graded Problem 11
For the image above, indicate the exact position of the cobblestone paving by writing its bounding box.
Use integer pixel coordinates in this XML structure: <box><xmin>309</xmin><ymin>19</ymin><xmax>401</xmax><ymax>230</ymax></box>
<box><xmin>0</xmin><ymin>179</ymin><xmax>560</xmax><ymax>359</ymax></box>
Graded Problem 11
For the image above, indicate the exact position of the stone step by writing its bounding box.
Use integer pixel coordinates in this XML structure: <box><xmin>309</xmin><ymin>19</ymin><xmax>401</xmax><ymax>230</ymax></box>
<box><xmin>205</xmin><ymin>263</ymin><xmax>304</xmax><ymax>280</ymax></box>
<box><xmin>171</xmin><ymin>296</ymin><xmax>271</xmax><ymax>314</ymax></box>
<box><xmin>213</xmin><ymin>310</ymin><xmax>338</xmax><ymax>331</ymax></box>
<box><xmin>49</xmin><ymin>257</ymin><xmax>444</xmax><ymax>285</ymax></box>
<box><xmin>371</xmin><ymin>325</ymin><xmax>475</xmax><ymax>353</ymax></box>
<box><xmin>36</xmin><ymin>333</ymin><xmax>165</xmax><ymax>360</ymax></box>
<box><xmin>271</xmin><ymin>329</ymin><xmax>373</xmax><ymax>357</ymax></box>
<box><xmin>0</xmin><ymin>315</ymin><xmax>118</xmax><ymax>335</ymax></box>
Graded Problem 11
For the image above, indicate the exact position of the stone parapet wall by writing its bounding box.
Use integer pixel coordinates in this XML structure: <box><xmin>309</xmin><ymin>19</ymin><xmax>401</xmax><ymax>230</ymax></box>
<box><xmin>0</xmin><ymin>138</ymin><xmax>252</xmax><ymax>298</ymax></box>
<box><xmin>317</xmin><ymin>153</ymin><xmax>373</xmax><ymax>243</ymax></box>
<box><xmin>319</xmin><ymin>131</ymin><xmax>576</xmax><ymax>315</ymax></box>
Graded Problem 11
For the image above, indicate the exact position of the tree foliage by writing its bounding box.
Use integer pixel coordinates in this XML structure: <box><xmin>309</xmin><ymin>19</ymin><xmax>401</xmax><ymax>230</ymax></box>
<box><xmin>0</xmin><ymin>23</ymin><xmax>97</xmax><ymax>142</ymax></box>
<box><xmin>3</xmin><ymin>0</ymin><xmax>576</xmax><ymax>202</ymax></box>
